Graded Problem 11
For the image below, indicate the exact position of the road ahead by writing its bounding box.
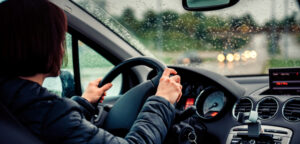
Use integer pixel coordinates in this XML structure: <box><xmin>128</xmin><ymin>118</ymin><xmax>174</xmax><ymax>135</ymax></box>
<box><xmin>199</xmin><ymin>34</ymin><xmax>269</xmax><ymax>75</ymax></box>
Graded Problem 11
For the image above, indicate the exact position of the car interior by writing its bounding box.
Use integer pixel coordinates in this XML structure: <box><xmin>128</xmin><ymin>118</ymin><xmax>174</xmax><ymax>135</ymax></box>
<box><xmin>1</xmin><ymin>0</ymin><xmax>300</xmax><ymax>144</ymax></box>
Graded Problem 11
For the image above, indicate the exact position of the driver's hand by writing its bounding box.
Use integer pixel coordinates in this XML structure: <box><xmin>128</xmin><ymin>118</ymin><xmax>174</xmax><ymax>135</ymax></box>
<box><xmin>82</xmin><ymin>77</ymin><xmax>112</xmax><ymax>104</ymax></box>
<box><xmin>155</xmin><ymin>68</ymin><xmax>182</xmax><ymax>104</ymax></box>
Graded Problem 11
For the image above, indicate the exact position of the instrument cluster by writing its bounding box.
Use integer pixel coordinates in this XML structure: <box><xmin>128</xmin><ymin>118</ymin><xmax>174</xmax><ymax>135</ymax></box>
<box><xmin>177</xmin><ymin>81</ymin><xmax>228</xmax><ymax>120</ymax></box>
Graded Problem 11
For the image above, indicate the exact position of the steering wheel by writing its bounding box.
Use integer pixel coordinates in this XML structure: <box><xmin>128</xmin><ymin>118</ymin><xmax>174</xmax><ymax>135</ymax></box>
<box><xmin>97</xmin><ymin>56</ymin><xmax>167</xmax><ymax>133</ymax></box>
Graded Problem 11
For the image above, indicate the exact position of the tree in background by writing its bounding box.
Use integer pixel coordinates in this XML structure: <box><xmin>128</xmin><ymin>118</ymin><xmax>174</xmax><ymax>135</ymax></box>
<box><xmin>118</xmin><ymin>8</ymin><xmax>140</xmax><ymax>34</ymax></box>
<box><xmin>117</xmin><ymin>8</ymin><xmax>254</xmax><ymax>52</ymax></box>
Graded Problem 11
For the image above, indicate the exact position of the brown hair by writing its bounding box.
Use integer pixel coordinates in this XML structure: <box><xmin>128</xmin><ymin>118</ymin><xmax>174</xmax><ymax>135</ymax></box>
<box><xmin>0</xmin><ymin>0</ymin><xmax>67</xmax><ymax>77</ymax></box>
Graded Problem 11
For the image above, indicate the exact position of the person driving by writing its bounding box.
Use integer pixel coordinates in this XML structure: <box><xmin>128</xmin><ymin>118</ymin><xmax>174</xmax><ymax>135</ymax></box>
<box><xmin>0</xmin><ymin>0</ymin><xmax>182</xmax><ymax>143</ymax></box>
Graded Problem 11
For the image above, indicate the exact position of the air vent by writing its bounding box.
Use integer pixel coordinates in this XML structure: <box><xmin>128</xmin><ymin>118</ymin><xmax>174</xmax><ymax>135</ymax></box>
<box><xmin>257</xmin><ymin>97</ymin><xmax>278</xmax><ymax>120</ymax></box>
<box><xmin>283</xmin><ymin>98</ymin><xmax>300</xmax><ymax>122</ymax></box>
<box><xmin>233</xmin><ymin>98</ymin><xmax>253</xmax><ymax>118</ymax></box>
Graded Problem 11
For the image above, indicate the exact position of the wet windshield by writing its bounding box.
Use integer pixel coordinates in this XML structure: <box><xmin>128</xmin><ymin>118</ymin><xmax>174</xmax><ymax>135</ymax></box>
<box><xmin>72</xmin><ymin>0</ymin><xmax>300</xmax><ymax>75</ymax></box>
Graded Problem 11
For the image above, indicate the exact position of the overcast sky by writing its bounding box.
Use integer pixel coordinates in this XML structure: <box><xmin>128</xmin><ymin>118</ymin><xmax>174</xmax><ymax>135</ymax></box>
<box><xmin>103</xmin><ymin>0</ymin><xmax>300</xmax><ymax>25</ymax></box>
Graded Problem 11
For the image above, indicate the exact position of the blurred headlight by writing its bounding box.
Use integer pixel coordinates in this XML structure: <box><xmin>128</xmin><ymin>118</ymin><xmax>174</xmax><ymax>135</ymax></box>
<box><xmin>217</xmin><ymin>53</ymin><xmax>225</xmax><ymax>62</ymax></box>
<box><xmin>250</xmin><ymin>50</ymin><xmax>257</xmax><ymax>59</ymax></box>
<box><xmin>226</xmin><ymin>53</ymin><xmax>234</xmax><ymax>63</ymax></box>
<box><xmin>234</xmin><ymin>53</ymin><xmax>240</xmax><ymax>61</ymax></box>
<box><xmin>243</xmin><ymin>50</ymin><xmax>251</xmax><ymax>59</ymax></box>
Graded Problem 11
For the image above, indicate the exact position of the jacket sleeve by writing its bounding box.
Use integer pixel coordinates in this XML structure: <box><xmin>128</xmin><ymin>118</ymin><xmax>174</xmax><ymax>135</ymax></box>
<box><xmin>71</xmin><ymin>96</ymin><xmax>97</xmax><ymax>120</ymax></box>
<box><xmin>43</xmin><ymin>96</ymin><xmax>175</xmax><ymax>144</ymax></box>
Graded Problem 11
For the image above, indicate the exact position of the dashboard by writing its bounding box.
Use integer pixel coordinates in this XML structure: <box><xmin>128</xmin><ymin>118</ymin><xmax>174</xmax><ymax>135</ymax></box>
<box><xmin>176</xmin><ymin>73</ymin><xmax>234</xmax><ymax>121</ymax></box>
<box><xmin>170</xmin><ymin>66</ymin><xmax>300</xmax><ymax>144</ymax></box>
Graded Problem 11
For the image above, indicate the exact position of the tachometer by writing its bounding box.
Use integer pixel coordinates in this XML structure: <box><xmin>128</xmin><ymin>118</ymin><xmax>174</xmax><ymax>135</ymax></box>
<box><xmin>195</xmin><ymin>87</ymin><xmax>227</xmax><ymax>120</ymax></box>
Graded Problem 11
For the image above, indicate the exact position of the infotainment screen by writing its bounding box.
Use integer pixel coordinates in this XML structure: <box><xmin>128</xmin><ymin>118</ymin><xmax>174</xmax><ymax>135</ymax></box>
<box><xmin>269</xmin><ymin>68</ymin><xmax>300</xmax><ymax>92</ymax></box>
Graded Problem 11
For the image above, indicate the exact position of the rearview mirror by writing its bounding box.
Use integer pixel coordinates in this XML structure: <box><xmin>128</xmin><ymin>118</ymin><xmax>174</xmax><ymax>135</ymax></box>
<box><xmin>182</xmin><ymin>0</ymin><xmax>239</xmax><ymax>11</ymax></box>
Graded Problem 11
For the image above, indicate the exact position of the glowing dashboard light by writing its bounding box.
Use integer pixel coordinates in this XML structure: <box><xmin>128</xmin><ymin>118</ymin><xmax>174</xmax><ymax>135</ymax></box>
<box><xmin>250</xmin><ymin>50</ymin><xmax>257</xmax><ymax>59</ymax></box>
<box><xmin>226</xmin><ymin>53</ymin><xmax>234</xmax><ymax>62</ymax></box>
<box><xmin>210</xmin><ymin>112</ymin><xmax>219</xmax><ymax>117</ymax></box>
<box><xmin>233</xmin><ymin>53</ymin><xmax>240</xmax><ymax>61</ymax></box>
<box><xmin>185</xmin><ymin>98</ymin><xmax>195</xmax><ymax>109</ymax></box>
<box><xmin>217</xmin><ymin>53</ymin><xmax>225</xmax><ymax>62</ymax></box>
<box><xmin>276</xmin><ymin>82</ymin><xmax>288</xmax><ymax>86</ymax></box>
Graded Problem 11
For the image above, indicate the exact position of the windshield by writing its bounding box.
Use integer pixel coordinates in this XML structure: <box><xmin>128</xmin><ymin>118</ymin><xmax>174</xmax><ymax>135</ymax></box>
<box><xmin>72</xmin><ymin>0</ymin><xmax>300</xmax><ymax>75</ymax></box>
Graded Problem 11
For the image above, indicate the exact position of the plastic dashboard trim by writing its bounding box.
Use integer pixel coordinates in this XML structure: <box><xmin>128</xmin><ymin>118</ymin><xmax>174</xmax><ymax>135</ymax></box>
<box><xmin>169</xmin><ymin>66</ymin><xmax>246</xmax><ymax>99</ymax></box>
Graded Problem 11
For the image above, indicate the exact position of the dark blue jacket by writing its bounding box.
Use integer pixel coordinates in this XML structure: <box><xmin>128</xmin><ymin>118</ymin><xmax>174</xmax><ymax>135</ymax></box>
<box><xmin>0</xmin><ymin>77</ymin><xmax>175</xmax><ymax>144</ymax></box>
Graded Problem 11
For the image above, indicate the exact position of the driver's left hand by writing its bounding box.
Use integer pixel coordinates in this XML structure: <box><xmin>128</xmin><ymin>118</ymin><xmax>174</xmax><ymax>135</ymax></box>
<box><xmin>82</xmin><ymin>77</ymin><xmax>113</xmax><ymax>104</ymax></box>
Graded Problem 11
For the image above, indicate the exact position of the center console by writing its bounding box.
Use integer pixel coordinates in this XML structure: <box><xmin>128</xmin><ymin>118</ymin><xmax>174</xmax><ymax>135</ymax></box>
<box><xmin>226</xmin><ymin>125</ymin><xmax>293</xmax><ymax>144</ymax></box>
<box><xmin>226</xmin><ymin>68</ymin><xmax>299</xmax><ymax>144</ymax></box>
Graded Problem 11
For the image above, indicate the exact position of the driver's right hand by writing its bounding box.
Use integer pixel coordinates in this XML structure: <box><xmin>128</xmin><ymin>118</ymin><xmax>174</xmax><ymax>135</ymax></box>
<box><xmin>155</xmin><ymin>68</ymin><xmax>182</xmax><ymax>104</ymax></box>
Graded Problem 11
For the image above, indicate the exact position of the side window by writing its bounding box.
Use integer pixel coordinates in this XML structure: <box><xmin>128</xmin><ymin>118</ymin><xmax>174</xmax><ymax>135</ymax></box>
<box><xmin>43</xmin><ymin>33</ymin><xmax>74</xmax><ymax>97</ymax></box>
<box><xmin>78</xmin><ymin>41</ymin><xmax>122</xmax><ymax>96</ymax></box>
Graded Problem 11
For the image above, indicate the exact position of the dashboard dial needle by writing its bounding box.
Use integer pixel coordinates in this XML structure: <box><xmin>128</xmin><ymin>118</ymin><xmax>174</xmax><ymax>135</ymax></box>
<box><xmin>209</xmin><ymin>103</ymin><xmax>218</xmax><ymax>110</ymax></box>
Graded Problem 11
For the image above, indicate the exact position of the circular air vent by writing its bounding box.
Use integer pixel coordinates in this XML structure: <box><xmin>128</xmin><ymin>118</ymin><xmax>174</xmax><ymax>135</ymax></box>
<box><xmin>283</xmin><ymin>98</ymin><xmax>300</xmax><ymax>122</ymax></box>
<box><xmin>233</xmin><ymin>98</ymin><xmax>253</xmax><ymax>118</ymax></box>
<box><xmin>257</xmin><ymin>97</ymin><xmax>278</xmax><ymax>120</ymax></box>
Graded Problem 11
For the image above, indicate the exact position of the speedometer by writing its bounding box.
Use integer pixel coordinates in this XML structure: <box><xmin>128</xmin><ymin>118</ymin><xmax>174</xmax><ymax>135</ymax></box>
<box><xmin>195</xmin><ymin>87</ymin><xmax>227</xmax><ymax>120</ymax></box>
